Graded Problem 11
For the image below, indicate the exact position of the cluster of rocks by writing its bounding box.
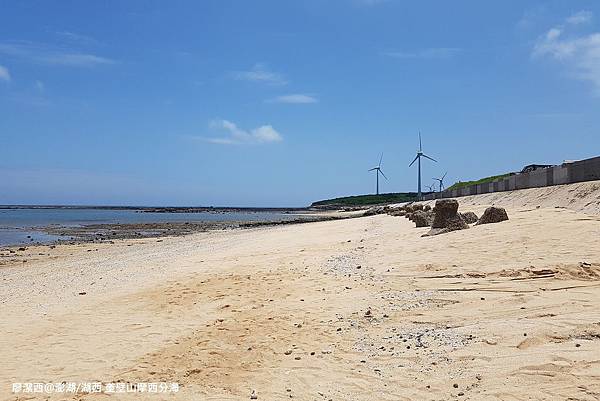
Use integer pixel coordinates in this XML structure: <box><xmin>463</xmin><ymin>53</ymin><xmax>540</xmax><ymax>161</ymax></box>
<box><xmin>371</xmin><ymin>200</ymin><xmax>508</xmax><ymax>236</ymax></box>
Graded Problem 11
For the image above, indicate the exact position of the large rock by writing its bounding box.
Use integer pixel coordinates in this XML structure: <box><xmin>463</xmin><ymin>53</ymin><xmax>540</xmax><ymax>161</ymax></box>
<box><xmin>424</xmin><ymin>199</ymin><xmax>469</xmax><ymax>236</ymax></box>
<box><xmin>410</xmin><ymin>210</ymin><xmax>434</xmax><ymax>227</ymax></box>
<box><xmin>460</xmin><ymin>211</ymin><xmax>478</xmax><ymax>224</ymax></box>
<box><xmin>431</xmin><ymin>200</ymin><xmax>459</xmax><ymax>228</ymax></box>
<box><xmin>476</xmin><ymin>207</ymin><xmax>508</xmax><ymax>225</ymax></box>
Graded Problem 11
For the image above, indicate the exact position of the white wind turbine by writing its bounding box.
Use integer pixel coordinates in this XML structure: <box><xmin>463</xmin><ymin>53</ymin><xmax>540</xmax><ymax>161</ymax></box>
<box><xmin>409</xmin><ymin>132</ymin><xmax>437</xmax><ymax>200</ymax></box>
<box><xmin>369</xmin><ymin>153</ymin><xmax>388</xmax><ymax>195</ymax></box>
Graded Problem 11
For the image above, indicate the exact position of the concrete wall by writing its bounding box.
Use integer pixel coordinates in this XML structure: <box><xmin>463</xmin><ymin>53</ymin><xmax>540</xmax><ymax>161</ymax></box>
<box><xmin>420</xmin><ymin>155</ymin><xmax>600</xmax><ymax>201</ymax></box>
<box><xmin>554</xmin><ymin>165</ymin><xmax>569</xmax><ymax>185</ymax></box>
<box><xmin>569</xmin><ymin>156</ymin><xmax>600</xmax><ymax>183</ymax></box>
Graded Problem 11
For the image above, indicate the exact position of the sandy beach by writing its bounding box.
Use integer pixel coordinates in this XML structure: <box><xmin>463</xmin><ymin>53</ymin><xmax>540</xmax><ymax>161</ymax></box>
<box><xmin>2</xmin><ymin>182</ymin><xmax>600</xmax><ymax>400</ymax></box>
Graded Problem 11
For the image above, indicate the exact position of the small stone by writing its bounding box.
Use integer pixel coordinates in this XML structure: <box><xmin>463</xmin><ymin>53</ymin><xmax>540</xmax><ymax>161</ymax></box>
<box><xmin>337</xmin><ymin>328</ymin><xmax>342</xmax><ymax>332</ymax></box>
<box><xmin>458</xmin><ymin>392</ymin><xmax>464</xmax><ymax>396</ymax></box>
<box><xmin>576</xmin><ymin>343</ymin><xmax>581</xmax><ymax>347</ymax></box>
<box><xmin>284</xmin><ymin>350</ymin><xmax>292</xmax><ymax>355</ymax></box>
<box><xmin>453</xmin><ymin>383</ymin><xmax>459</xmax><ymax>388</ymax></box>
<box><xmin>250</xmin><ymin>390</ymin><xmax>258</xmax><ymax>399</ymax></box>
<box><xmin>78</xmin><ymin>292</ymin><xmax>86</xmax><ymax>295</ymax></box>
<box><xmin>294</xmin><ymin>356</ymin><xmax>301</xmax><ymax>360</ymax></box>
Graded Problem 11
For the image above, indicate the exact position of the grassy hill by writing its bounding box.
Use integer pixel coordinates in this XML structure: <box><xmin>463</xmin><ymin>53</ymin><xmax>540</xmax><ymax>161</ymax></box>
<box><xmin>446</xmin><ymin>173</ymin><xmax>512</xmax><ymax>191</ymax></box>
<box><xmin>311</xmin><ymin>192</ymin><xmax>421</xmax><ymax>208</ymax></box>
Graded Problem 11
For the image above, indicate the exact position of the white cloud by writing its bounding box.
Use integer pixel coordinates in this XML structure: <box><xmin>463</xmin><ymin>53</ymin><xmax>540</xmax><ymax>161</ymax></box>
<box><xmin>267</xmin><ymin>94</ymin><xmax>318</xmax><ymax>104</ymax></box>
<box><xmin>533</xmin><ymin>11</ymin><xmax>600</xmax><ymax>94</ymax></box>
<box><xmin>233</xmin><ymin>63</ymin><xmax>287</xmax><ymax>85</ymax></box>
<box><xmin>0</xmin><ymin>65</ymin><xmax>10</xmax><ymax>82</ymax></box>
<box><xmin>0</xmin><ymin>41</ymin><xmax>115</xmax><ymax>67</ymax></box>
<box><xmin>205</xmin><ymin>119</ymin><xmax>283</xmax><ymax>145</ymax></box>
<box><xmin>35</xmin><ymin>80</ymin><xmax>44</xmax><ymax>92</ymax></box>
<box><xmin>382</xmin><ymin>47</ymin><xmax>461</xmax><ymax>59</ymax></box>
<box><xmin>566</xmin><ymin>10</ymin><xmax>592</xmax><ymax>26</ymax></box>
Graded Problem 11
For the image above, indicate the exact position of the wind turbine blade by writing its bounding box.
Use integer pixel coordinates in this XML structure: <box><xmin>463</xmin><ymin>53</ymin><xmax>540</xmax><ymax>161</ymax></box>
<box><xmin>422</xmin><ymin>154</ymin><xmax>437</xmax><ymax>162</ymax></box>
<box><xmin>380</xmin><ymin>170</ymin><xmax>388</xmax><ymax>180</ymax></box>
<box><xmin>419</xmin><ymin>131</ymin><xmax>422</xmax><ymax>152</ymax></box>
<box><xmin>368</xmin><ymin>167</ymin><xmax>377</xmax><ymax>171</ymax></box>
<box><xmin>442</xmin><ymin>171</ymin><xmax>447</xmax><ymax>179</ymax></box>
<box><xmin>379</xmin><ymin>152</ymin><xmax>383</xmax><ymax>168</ymax></box>
<box><xmin>409</xmin><ymin>154</ymin><xmax>419</xmax><ymax>167</ymax></box>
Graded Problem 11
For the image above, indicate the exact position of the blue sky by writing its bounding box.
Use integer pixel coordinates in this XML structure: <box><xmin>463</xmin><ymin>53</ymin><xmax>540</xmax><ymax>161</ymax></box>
<box><xmin>1</xmin><ymin>0</ymin><xmax>599</xmax><ymax>207</ymax></box>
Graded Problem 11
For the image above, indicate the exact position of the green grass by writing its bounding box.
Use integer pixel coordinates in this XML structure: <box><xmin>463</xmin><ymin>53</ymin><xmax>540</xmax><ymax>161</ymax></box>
<box><xmin>446</xmin><ymin>173</ymin><xmax>512</xmax><ymax>191</ymax></box>
<box><xmin>311</xmin><ymin>192</ymin><xmax>420</xmax><ymax>208</ymax></box>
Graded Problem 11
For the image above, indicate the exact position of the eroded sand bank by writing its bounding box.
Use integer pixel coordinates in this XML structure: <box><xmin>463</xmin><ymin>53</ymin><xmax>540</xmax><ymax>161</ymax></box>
<box><xmin>1</xmin><ymin>194</ymin><xmax>600</xmax><ymax>400</ymax></box>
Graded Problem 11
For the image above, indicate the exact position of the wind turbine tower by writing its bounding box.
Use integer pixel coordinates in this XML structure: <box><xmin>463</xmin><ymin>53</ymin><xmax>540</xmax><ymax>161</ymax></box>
<box><xmin>409</xmin><ymin>132</ymin><xmax>437</xmax><ymax>200</ymax></box>
<box><xmin>369</xmin><ymin>153</ymin><xmax>388</xmax><ymax>195</ymax></box>
<box><xmin>433</xmin><ymin>172</ymin><xmax>447</xmax><ymax>193</ymax></box>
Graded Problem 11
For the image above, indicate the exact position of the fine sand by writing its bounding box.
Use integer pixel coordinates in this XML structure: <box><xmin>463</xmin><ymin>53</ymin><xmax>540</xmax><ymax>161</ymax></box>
<box><xmin>1</xmin><ymin>183</ymin><xmax>600</xmax><ymax>400</ymax></box>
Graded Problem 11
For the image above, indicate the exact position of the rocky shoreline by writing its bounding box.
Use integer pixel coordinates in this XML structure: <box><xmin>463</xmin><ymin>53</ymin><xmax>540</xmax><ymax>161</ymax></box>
<box><xmin>21</xmin><ymin>213</ymin><xmax>353</xmax><ymax>246</ymax></box>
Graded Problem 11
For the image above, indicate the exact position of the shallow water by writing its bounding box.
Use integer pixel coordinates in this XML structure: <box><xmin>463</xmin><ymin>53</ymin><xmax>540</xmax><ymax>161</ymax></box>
<box><xmin>0</xmin><ymin>208</ymin><xmax>298</xmax><ymax>246</ymax></box>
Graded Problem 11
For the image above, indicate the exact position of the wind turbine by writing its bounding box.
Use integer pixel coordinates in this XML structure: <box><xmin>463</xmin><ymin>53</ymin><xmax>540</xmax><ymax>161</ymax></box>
<box><xmin>368</xmin><ymin>153</ymin><xmax>388</xmax><ymax>195</ymax></box>
<box><xmin>426</xmin><ymin>183</ymin><xmax>435</xmax><ymax>192</ymax></box>
<box><xmin>409</xmin><ymin>132</ymin><xmax>437</xmax><ymax>200</ymax></box>
<box><xmin>433</xmin><ymin>172</ymin><xmax>447</xmax><ymax>193</ymax></box>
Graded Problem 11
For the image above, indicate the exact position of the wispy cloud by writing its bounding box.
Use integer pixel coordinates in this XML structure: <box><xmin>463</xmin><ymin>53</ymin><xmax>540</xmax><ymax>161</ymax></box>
<box><xmin>34</xmin><ymin>80</ymin><xmax>44</xmax><ymax>92</ymax></box>
<box><xmin>0</xmin><ymin>65</ymin><xmax>10</xmax><ymax>82</ymax></box>
<box><xmin>382</xmin><ymin>47</ymin><xmax>461</xmax><ymax>59</ymax></box>
<box><xmin>55</xmin><ymin>31</ymin><xmax>101</xmax><ymax>46</ymax></box>
<box><xmin>566</xmin><ymin>10</ymin><xmax>593</xmax><ymax>26</ymax></box>
<box><xmin>267</xmin><ymin>94</ymin><xmax>318</xmax><ymax>104</ymax></box>
<box><xmin>533</xmin><ymin>11</ymin><xmax>600</xmax><ymax>94</ymax></box>
<box><xmin>0</xmin><ymin>40</ymin><xmax>115</xmax><ymax>67</ymax></box>
<box><xmin>203</xmin><ymin>119</ymin><xmax>283</xmax><ymax>145</ymax></box>
<box><xmin>232</xmin><ymin>63</ymin><xmax>287</xmax><ymax>85</ymax></box>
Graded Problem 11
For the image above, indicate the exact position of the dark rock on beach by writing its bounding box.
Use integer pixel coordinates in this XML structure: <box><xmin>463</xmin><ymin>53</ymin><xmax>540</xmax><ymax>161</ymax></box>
<box><xmin>476</xmin><ymin>207</ymin><xmax>509</xmax><ymax>225</ymax></box>
<box><xmin>460</xmin><ymin>211</ymin><xmax>478</xmax><ymax>224</ymax></box>
<box><xmin>409</xmin><ymin>210</ymin><xmax>434</xmax><ymax>227</ymax></box>
<box><xmin>423</xmin><ymin>199</ymin><xmax>469</xmax><ymax>236</ymax></box>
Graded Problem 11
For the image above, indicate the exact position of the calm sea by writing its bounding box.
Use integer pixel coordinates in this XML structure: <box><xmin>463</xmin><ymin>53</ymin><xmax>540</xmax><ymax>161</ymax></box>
<box><xmin>0</xmin><ymin>208</ymin><xmax>299</xmax><ymax>246</ymax></box>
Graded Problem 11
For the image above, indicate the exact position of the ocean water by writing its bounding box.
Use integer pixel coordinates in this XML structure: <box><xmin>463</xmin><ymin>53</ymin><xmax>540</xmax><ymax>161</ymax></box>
<box><xmin>0</xmin><ymin>208</ymin><xmax>299</xmax><ymax>246</ymax></box>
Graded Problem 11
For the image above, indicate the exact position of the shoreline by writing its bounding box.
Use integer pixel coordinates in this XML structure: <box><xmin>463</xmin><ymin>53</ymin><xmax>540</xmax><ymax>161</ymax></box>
<box><xmin>0</xmin><ymin>211</ymin><xmax>359</xmax><ymax>250</ymax></box>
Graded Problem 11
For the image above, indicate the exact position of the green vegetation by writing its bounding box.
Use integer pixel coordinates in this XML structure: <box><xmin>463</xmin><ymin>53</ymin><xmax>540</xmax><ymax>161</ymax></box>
<box><xmin>311</xmin><ymin>192</ymin><xmax>419</xmax><ymax>208</ymax></box>
<box><xmin>446</xmin><ymin>173</ymin><xmax>512</xmax><ymax>191</ymax></box>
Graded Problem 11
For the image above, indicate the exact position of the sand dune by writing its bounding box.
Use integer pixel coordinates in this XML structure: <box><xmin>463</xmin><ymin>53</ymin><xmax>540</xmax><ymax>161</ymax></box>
<box><xmin>428</xmin><ymin>179</ymin><xmax>600</xmax><ymax>215</ymax></box>
<box><xmin>1</xmin><ymin>184</ymin><xmax>600</xmax><ymax>400</ymax></box>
